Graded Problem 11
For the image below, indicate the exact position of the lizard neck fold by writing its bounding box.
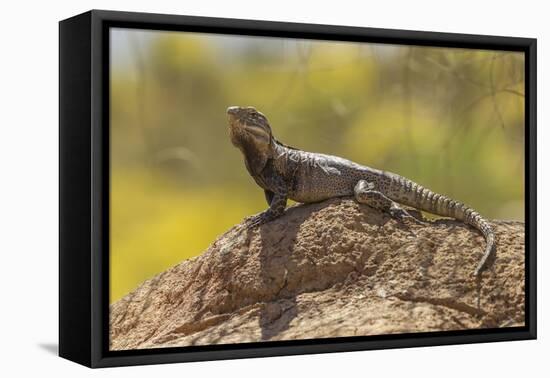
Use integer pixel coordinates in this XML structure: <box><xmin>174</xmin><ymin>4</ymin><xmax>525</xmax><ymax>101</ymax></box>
<box><xmin>270</xmin><ymin>140</ymin><xmax>299</xmax><ymax>176</ymax></box>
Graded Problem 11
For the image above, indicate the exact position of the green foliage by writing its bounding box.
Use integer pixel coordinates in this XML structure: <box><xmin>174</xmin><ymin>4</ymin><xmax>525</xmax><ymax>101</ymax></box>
<box><xmin>109</xmin><ymin>30</ymin><xmax>525</xmax><ymax>302</ymax></box>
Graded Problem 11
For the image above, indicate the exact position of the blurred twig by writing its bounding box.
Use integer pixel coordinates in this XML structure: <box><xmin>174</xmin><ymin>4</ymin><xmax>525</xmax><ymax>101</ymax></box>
<box><xmin>425</xmin><ymin>54</ymin><xmax>523</xmax><ymax>92</ymax></box>
<box><xmin>489</xmin><ymin>53</ymin><xmax>507</xmax><ymax>129</ymax></box>
<box><xmin>270</xmin><ymin>41</ymin><xmax>311</xmax><ymax>110</ymax></box>
<box><xmin>402</xmin><ymin>47</ymin><xmax>419</xmax><ymax>175</ymax></box>
<box><xmin>368</xmin><ymin>44</ymin><xmax>386</xmax><ymax>100</ymax></box>
<box><xmin>128</xmin><ymin>32</ymin><xmax>156</xmax><ymax>169</ymax></box>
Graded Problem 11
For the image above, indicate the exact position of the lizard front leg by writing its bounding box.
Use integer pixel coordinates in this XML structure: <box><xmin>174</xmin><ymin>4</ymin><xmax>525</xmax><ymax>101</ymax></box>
<box><xmin>245</xmin><ymin>173</ymin><xmax>288</xmax><ymax>228</ymax></box>
<box><xmin>245</xmin><ymin>191</ymin><xmax>287</xmax><ymax>228</ymax></box>
<box><xmin>354</xmin><ymin>180</ymin><xmax>426</xmax><ymax>224</ymax></box>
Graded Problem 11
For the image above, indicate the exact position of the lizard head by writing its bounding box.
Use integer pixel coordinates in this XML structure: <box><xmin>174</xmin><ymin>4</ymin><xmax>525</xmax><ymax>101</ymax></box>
<box><xmin>227</xmin><ymin>106</ymin><xmax>274</xmax><ymax>175</ymax></box>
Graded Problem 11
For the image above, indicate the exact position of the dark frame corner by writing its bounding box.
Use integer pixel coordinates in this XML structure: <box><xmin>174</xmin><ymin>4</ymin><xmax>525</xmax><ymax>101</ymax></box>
<box><xmin>59</xmin><ymin>9</ymin><xmax>537</xmax><ymax>368</ymax></box>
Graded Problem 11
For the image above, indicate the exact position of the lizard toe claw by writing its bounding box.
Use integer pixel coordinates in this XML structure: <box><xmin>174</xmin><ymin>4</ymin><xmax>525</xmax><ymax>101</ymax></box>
<box><xmin>244</xmin><ymin>213</ymin><xmax>273</xmax><ymax>229</ymax></box>
<box><xmin>243</xmin><ymin>215</ymin><xmax>262</xmax><ymax>229</ymax></box>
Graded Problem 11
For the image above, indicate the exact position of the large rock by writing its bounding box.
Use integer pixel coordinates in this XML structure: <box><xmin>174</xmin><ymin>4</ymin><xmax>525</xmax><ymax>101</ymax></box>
<box><xmin>109</xmin><ymin>198</ymin><xmax>525</xmax><ymax>350</ymax></box>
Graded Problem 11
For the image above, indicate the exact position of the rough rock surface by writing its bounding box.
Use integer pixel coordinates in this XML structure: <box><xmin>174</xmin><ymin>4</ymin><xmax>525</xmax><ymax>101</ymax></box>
<box><xmin>109</xmin><ymin>198</ymin><xmax>525</xmax><ymax>350</ymax></box>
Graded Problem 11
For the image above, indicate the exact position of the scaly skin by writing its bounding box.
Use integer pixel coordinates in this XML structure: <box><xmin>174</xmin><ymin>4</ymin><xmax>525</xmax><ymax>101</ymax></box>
<box><xmin>227</xmin><ymin>106</ymin><xmax>495</xmax><ymax>277</ymax></box>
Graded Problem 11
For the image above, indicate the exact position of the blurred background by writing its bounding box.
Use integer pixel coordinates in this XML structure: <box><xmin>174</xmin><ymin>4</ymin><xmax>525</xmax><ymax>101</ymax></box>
<box><xmin>110</xmin><ymin>28</ymin><xmax>525</xmax><ymax>303</ymax></box>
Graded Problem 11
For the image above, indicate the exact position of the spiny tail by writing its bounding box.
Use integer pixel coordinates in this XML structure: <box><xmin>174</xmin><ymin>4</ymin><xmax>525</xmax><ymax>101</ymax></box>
<box><xmin>388</xmin><ymin>174</ymin><xmax>496</xmax><ymax>276</ymax></box>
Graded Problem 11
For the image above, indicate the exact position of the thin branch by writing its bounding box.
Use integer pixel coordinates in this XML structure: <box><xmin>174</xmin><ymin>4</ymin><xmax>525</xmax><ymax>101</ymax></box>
<box><xmin>500</xmin><ymin>88</ymin><xmax>525</xmax><ymax>97</ymax></box>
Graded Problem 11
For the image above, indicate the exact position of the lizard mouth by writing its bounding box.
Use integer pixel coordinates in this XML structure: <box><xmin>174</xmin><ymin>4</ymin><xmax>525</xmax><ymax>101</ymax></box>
<box><xmin>228</xmin><ymin>113</ymin><xmax>269</xmax><ymax>140</ymax></box>
<box><xmin>227</xmin><ymin>106</ymin><xmax>240</xmax><ymax>116</ymax></box>
<box><xmin>243</xmin><ymin>124</ymin><xmax>270</xmax><ymax>139</ymax></box>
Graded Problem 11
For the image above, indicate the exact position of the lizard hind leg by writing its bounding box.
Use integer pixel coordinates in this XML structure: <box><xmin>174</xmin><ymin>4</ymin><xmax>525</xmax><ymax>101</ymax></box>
<box><xmin>354</xmin><ymin>180</ymin><xmax>391</xmax><ymax>211</ymax></box>
<box><xmin>354</xmin><ymin>180</ymin><xmax>426</xmax><ymax>225</ymax></box>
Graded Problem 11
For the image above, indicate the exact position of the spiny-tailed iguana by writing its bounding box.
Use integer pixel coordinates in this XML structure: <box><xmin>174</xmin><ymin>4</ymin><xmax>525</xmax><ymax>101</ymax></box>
<box><xmin>227</xmin><ymin>106</ymin><xmax>495</xmax><ymax>276</ymax></box>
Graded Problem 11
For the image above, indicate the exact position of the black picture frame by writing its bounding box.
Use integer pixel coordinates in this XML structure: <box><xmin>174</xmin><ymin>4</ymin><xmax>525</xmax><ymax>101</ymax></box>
<box><xmin>59</xmin><ymin>9</ymin><xmax>537</xmax><ymax>368</ymax></box>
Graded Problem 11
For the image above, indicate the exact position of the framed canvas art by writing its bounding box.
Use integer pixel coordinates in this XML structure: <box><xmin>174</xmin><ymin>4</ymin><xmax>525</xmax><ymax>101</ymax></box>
<box><xmin>59</xmin><ymin>10</ymin><xmax>536</xmax><ymax>368</ymax></box>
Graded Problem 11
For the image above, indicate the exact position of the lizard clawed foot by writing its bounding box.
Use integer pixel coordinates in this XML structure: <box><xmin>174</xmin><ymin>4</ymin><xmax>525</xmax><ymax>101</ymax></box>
<box><xmin>389</xmin><ymin>206</ymin><xmax>428</xmax><ymax>226</ymax></box>
<box><xmin>406</xmin><ymin>208</ymin><xmax>430</xmax><ymax>225</ymax></box>
<box><xmin>243</xmin><ymin>212</ymin><xmax>274</xmax><ymax>229</ymax></box>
